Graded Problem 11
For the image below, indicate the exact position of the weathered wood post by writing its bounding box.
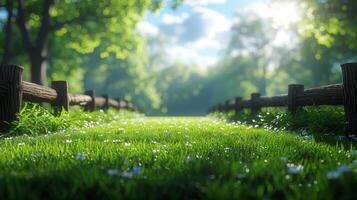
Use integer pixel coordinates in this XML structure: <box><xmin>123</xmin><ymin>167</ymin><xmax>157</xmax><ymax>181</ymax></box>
<box><xmin>234</xmin><ymin>97</ymin><xmax>242</xmax><ymax>113</ymax></box>
<box><xmin>0</xmin><ymin>65</ymin><xmax>23</xmax><ymax>132</ymax></box>
<box><xmin>102</xmin><ymin>94</ymin><xmax>109</xmax><ymax>111</ymax></box>
<box><xmin>51</xmin><ymin>81</ymin><xmax>69</xmax><ymax>113</ymax></box>
<box><xmin>84</xmin><ymin>90</ymin><xmax>95</xmax><ymax>112</ymax></box>
<box><xmin>114</xmin><ymin>98</ymin><xmax>121</xmax><ymax>111</ymax></box>
<box><xmin>288</xmin><ymin>84</ymin><xmax>304</xmax><ymax>114</ymax></box>
<box><xmin>123</xmin><ymin>99</ymin><xmax>129</xmax><ymax>110</ymax></box>
<box><xmin>341</xmin><ymin>63</ymin><xmax>357</xmax><ymax>135</ymax></box>
<box><xmin>251</xmin><ymin>93</ymin><xmax>261</xmax><ymax>115</ymax></box>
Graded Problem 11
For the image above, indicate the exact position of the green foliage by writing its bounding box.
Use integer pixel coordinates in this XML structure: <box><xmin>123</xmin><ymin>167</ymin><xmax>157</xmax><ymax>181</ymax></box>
<box><xmin>297</xmin><ymin>0</ymin><xmax>357</xmax><ymax>52</ymax></box>
<box><xmin>214</xmin><ymin>106</ymin><xmax>347</xmax><ymax>137</ymax></box>
<box><xmin>0</xmin><ymin>111</ymin><xmax>356</xmax><ymax>199</ymax></box>
<box><xmin>2</xmin><ymin>0</ymin><xmax>356</xmax><ymax>115</ymax></box>
<box><xmin>3</xmin><ymin>103</ymin><xmax>138</xmax><ymax>137</ymax></box>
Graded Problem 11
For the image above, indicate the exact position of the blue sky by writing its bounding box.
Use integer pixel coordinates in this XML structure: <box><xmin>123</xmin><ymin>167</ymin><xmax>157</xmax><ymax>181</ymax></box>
<box><xmin>138</xmin><ymin>0</ymin><xmax>265</xmax><ymax>67</ymax></box>
<box><xmin>138</xmin><ymin>0</ymin><xmax>300</xmax><ymax>68</ymax></box>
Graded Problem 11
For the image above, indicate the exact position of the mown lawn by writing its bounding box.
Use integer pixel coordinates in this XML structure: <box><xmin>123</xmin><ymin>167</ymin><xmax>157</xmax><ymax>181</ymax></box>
<box><xmin>0</xmin><ymin>108</ymin><xmax>356</xmax><ymax>199</ymax></box>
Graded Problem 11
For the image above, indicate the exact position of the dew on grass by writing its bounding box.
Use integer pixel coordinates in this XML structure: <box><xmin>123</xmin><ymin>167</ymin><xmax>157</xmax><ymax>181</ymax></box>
<box><xmin>66</xmin><ymin>139</ymin><xmax>72</xmax><ymax>144</ymax></box>
<box><xmin>18</xmin><ymin>142</ymin><xmax>25</xmax><ymax>147</ymax></box>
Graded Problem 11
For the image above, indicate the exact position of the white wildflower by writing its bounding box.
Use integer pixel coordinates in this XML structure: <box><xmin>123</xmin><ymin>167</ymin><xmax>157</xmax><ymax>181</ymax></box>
<box><xmin>336</xmin><ymin>165</ymin><xmax>351</xmax><ymax>173</ymax></box>
<box><xmin>18</xmin><ymin>142</ymin><xmax>25</xmax><ymax>147</ymax></box>
<box><xmin>66</xmin><ymin>139</ymin><xmax>72</xmax><ymax>144</ymax></box>
<box><xmin>351</xmin><ymin>150</ymin><xmax>357</xmax><ymax>156</ymax></box>
<box><xmin>122</xmin><ymin>171</ymin><xmax>133</xmax><ymax>178</ymax></box>
<box><xmin>287</xmin><ymin>163</ymin><xmax>304</xmax><ymax>174</ymax></box>
<box><xmin>327</xmin><ymin>171</ymin><xmax>340</xmax><ymax>180</ymax></box>
<box><xmin>186</xmin><ymin>156</ymin><xmax>193</xmax><ymax>162</ymax></box>
<box><xmin>327</xmin><ymin>164</ymin><xmax>352</xmax><ymax>180</ymax></box>
<box><xmin>132</xmin><ymin>166</ymin><xmax>141</xmax><ymax>174</ymax></box>
<box><xmin>353</xmin><ymin>160</ymin><xmax>357</xmax><ymax>166</ymax></box>
<box><xmin>117</xmin><ymin>128</ymin><xmax>125</xmax><ymax>134</ymax></box>
<box><xmin>280</xmin><ymin>156</ymin><xmax>288</xmax><ymax>162</ymax></box>
<box><xmin>237</xmin><ymin>173</ymin><xmax>246</xmax><ymax>179</ymax></box>
<box><xmin>76</xmin><ymin>152</ymin><xmax>85</xmax><ymax>161</ymax></box>
<box><xmin>107</xmin><ymin>169</ymin><xmax>118</xmax><ymax>176</ymax></box>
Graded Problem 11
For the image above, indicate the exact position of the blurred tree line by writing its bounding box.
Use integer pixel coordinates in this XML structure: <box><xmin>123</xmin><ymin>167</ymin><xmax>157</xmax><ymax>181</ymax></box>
<box><xmin>0</xmin><ymin>0</ymin><xmax>356</xmax><ymax>115</ymax></box>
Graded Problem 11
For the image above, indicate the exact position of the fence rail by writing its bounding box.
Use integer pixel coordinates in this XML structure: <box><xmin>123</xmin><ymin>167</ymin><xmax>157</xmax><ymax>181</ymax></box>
<box><xmin>210</xmin><ymin>63</ymin><xmax>357</xmax><ymax>135</ymax></box>
<box><xmin>0</xmin><ymin>65</ymin><xmax>138</xmax><ymax>131</ymax></box>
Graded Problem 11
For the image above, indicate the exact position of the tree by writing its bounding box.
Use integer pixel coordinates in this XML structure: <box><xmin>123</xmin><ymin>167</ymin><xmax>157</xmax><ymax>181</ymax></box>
<box><xmin>1</xmin><ymin>0</ymin><xmax>163</xmax><ymax>85</ymax></box>
<box><xmin>227</xmin><ymin>14</ymin><xmax>275</xmax><ymax>95</ymax></box>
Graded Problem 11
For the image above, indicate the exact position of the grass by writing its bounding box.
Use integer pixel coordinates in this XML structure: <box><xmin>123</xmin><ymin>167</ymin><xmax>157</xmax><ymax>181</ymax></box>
<box><xmin>0</xmin><ymin>106</ymin><xmax>356</xmax><ymax>199</ymax></box>
<box><xmin>212</xmin><ymin>106</ymin><xmax>349</xmax><ymax>138</ymax></box>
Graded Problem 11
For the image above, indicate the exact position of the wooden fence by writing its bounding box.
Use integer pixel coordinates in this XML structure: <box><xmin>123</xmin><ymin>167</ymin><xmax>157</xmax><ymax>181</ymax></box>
<box><xmin>0</xmin><ymin>65</ymin><xmax>138</xmax><ymax>131</ymax></box>
<box><xmin>209</xmin><ymin>62</ymin><xmax>357</xmax><ymax>135</ymax></box>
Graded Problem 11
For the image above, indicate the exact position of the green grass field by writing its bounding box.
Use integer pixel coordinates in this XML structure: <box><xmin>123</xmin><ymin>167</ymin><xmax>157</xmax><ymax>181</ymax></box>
<box><xmin>0</xmin><ymin>107</ymin><xmax>356</xmax><ymax>199</ymax></box>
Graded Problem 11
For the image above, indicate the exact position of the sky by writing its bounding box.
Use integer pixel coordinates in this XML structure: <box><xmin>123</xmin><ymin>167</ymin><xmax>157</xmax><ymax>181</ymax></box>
<box><xmin>138</xmin><ymin>0</ymin><xmax>301</xmax><ymax>68</ymax></box>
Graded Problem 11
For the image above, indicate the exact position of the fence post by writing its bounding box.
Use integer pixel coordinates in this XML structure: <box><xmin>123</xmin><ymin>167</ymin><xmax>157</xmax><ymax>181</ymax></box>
<box><xmin>341</xmin><ymin>63</ymin><xmax>357</xmax><ymax>135</ymax></box>
<box><xmin>102</xmin><ymin>94</ymin><xmax>109</xmax><ymax>111</ymax></box>
<box><xmin>84</xmin><ymin>90</ymin><xmax>95</xmax><ymax>112</ymax></box>
<box><xmin>51</xmin><ymin>81</ymin><xmax>69</xmax><ymax>112</ymax></box>
<box><xmin>288</xmin><ymin>84</ymin><xmax>304</xmax><ymax>114</ymax></box>
<box><xmin>114</xmin><ymin>98</ymin><xmax>121</xmax><ymax>111</ymax></box>
<box><xmin>0</xmin><ymin>65</ymin><xmax>23</xmax><ymax>132</ymax></box>
<box><xmin>234</xmin><ymin>97</ymin><xmax>242</xmax><ymax>113</ymax></box>
<box><xmin>251</xmin><ymin>93</ymin><xmax>261</xmax><ymax>115</ymax></box>
<box><xmin>123</xmin><ymin>99</ymin><xmax>129</xmax><ymax>110</ymax></box>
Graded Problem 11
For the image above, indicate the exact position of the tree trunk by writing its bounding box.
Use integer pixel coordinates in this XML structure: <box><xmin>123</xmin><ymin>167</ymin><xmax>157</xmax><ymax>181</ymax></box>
<box><xmin>30</xmin><ymin>52</ymin><xmax>47</xmax><ymax>85</ymax></box>
<box><xmin>1</xmin><ymin>0</ymin><xmax>14</xmax><ymax>65</ymax></box>
<box><xmin>261</xmin><ymin>65</ymin><xmax>267</xmax><ymax>95</ymax></box>
<box><xmin>16</xmin><ymin>0</ymin><xmax>54</xmax><ymax>86</ymax></box>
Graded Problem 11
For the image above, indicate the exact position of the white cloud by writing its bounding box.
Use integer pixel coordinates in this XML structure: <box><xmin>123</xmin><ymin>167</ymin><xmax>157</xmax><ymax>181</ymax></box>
<box><xmin>161</xmin><ymin>13</ymin><xmax>188</xmax><ymax>25</ymax></box>
<box><xmin>184</xmin><ymin>0</ymin><xmax>226</xmax><ymax>6</ymax></box>
<box><xmin>137</xmin><ymin>21</ymin><xmax>159</xmax><ymax>36</ymax></box>
<box><xmin>166</xmin><ymin>45</ymin><xmax>219</xmax><ymax>67</ymax></box>
<box><xmin>152</xmin><ymin>6</ymin><xmax>232</xmax><ymax>67</ymax></box>
<box><xmin>242</xmin><ymin>2</ymin><xmax>301</xmax><ymax>28</ymax></box>
<box><xmin>235</xmin><ymin>1</ymin><xmax>300</xmax><ymax>50</ymax></box>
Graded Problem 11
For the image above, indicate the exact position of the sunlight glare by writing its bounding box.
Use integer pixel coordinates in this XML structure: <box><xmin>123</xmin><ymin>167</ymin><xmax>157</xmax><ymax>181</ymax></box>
<box><xmin>270</xmin><ymin>2</ymin><xmax>301</xmax><ymax>28</ymax></box>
